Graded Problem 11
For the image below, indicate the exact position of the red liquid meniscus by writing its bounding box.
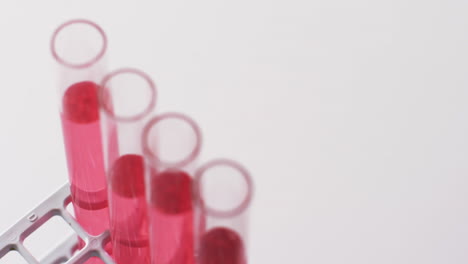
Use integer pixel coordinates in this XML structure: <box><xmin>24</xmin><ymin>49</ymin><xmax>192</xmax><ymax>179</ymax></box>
<box><xmin>109</xmin><ymin>154</ymin><xmax>150</xmax><ymax>263</ymax></box>
<box><xmin>150</xmin><ymin>170</ymin><xmax>194</xmax><ymax>264</ymax></box>
<box><xmin>199</xmin><ymin>227</ymin><xmax>246</xmax><ymax>264</ymax></box>
<box><xmin>61</xmin><ymin>81</ymin><xmax>110</xmax><ymax>236</ymax></box>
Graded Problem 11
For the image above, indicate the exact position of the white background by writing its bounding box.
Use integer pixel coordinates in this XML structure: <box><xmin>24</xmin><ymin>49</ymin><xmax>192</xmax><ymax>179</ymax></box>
<box><xmin>1</xmin><ymin>0</ymin><xmax>468</xmax><ymax>263</ymax></box>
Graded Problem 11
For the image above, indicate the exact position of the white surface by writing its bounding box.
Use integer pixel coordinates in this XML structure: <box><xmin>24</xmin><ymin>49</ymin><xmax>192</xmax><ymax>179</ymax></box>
<box><xmin>1</xmin><ymin>1</ymin><xmax>468</xmax><ymax>263</ymax></box>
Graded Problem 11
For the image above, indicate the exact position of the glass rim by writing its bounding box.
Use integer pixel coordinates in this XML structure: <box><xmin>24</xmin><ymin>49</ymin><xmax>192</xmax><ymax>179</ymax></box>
<box><xmin>50</xmin><ymin>19</ymin><xmax>107</xmax><ymax>69</ymax></box>
<box><xmin>194</xmin><ymin>159</ymin><xmax>253</xmax><ymax>218</ymax></box>
<box><xmin>142</xmin><ymin>112</ymin><xmax>203</xmax><ymax>168</ymax></box>
<box><xmin>99</xmin><ymin>68</ymin><xmax>157</xmax><ymax>122</ymax></box>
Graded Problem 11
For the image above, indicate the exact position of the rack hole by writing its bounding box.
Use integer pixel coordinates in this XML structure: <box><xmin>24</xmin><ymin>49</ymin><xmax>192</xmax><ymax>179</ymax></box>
<box><xmin>0</xmin><ymin>250</ymin><xmax>27</xmax><ymax>264</ymax></box>
<box><xmin>84</xmin><ymin>256</ymin><xmax>105</xmax><ymax>263</ymax></box>
<box><xmin>23</xmin><ymin>215</ymin><xmax>79</xmax><ymax>261</ymax></box>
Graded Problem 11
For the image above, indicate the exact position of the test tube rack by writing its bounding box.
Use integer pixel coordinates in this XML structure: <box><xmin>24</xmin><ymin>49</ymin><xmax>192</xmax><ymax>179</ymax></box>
<box><xmin>0</xmin><ymin>184</ymin><xmax>115</xmax><ymax>264</ymax></box>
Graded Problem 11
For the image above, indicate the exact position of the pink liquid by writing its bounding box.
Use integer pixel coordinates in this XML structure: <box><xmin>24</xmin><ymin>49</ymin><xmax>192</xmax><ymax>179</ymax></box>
<box><xmin>109</xmin><ymin>154</ymin><xmax>150</xmax><ymax>263</ymax></box>
<box><xmin>61</xmin><ymin>81</ymin><xmax>109</xmax><ymax>236</ymax></box>
<box><xmin>198</xmin><ymin>227</ymin><xmax>246</xmax><ymax>264</ymax></box>
<box><xmin>149</xmin><ymin>170</ymin><xmax>194</xmax><ymax>264</ymax></box>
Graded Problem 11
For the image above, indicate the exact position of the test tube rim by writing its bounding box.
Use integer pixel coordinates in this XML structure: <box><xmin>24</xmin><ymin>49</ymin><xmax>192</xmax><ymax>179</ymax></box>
<box><xmin>194</xmin><ymin>159</ymin><xmax>254</xmax><ymax>218</ymax></box>
<box><xmin>142</xmin><ymin>112</ymin><xmax>202</xmax><ymax>169</ymax></box>
<box><xmin>50</xmin><ymin>19</ymin><xmax>108</xmax><ymax>69</ymax></box>
<box><xmin>99</xmin><ymin>68</ymin><xmax>157</xmax><ymax>122</ymax></box>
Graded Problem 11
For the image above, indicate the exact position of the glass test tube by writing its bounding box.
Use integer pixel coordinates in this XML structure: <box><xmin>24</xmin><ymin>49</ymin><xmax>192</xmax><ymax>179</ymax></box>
<box><xmin>142</xmin><ymin>113</ymin><xmax>202</xmax><ymax>264</ymax></box>
<box><xmin>194</xmin><ymin>159</ymin><xmax>253</xmax><ymax>264</ymax></box>
<box><xmin>51</xmin><ymin>19</ymin><xmax>110</xmax><ymax>236</ymax></box>
<box><xmin>99</xmin><ymin>69</ymin><xmax>157</xmax><ymax>264</ymax></box>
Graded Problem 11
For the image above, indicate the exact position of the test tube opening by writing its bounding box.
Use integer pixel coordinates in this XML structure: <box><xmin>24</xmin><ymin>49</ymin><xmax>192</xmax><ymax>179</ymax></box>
<box><xmin>100</xmin><ymin>68</ymin><xmax>157</xmax><ymax>122</ymax></box>
<box><xmin>194</xmin><ymin>160</ymin><xmax>253</xmax><ymax>218</ymax></box>
<box><xmin>142</xmin><ymin>113</ymin><xmax>202</xmax><ymax>169</ymax></box>
<box><xmin>51</xmin><ymin>19</ymin><xmax>107</xmax><ymax>69</ymax></box>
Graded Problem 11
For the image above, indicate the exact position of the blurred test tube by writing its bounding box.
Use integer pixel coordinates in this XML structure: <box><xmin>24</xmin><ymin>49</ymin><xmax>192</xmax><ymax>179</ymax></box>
<box><xmin>194</xmin><ymin>159</ymin><xmax>253</xmax><ymax>264</ymax></box>
<box><xmin>142</xmin><ymin>113</ymin><xmax>202</xmax><ymax>264</ymax></box>
<box><xmin>51</xmin><ymin>19</ymin><xmax>110</xmax><ymax>237</ymax></box>
<box><xmin>99</xmin><ymin>68</ymin><xmax>157</xmax><ymax>263</ymax></box>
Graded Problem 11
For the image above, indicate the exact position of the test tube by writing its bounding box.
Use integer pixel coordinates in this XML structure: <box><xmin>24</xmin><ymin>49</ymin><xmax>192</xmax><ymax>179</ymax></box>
<box><xmin>99</xmin><ymin>69</ymin><xmax>157</xmax><ymax>263</ymax></box>
<box><xmin>51</xmin><ymin>19</ymin><xmax>110</xmax><ymax>237</ymax></box>
<box><xmin>142</xmin><ymin>113</ymin><xmax>202</xmax><ymax>264</ymax></box>
<box><xmin>194</xmin><ymin>159</ymin><xmax>253</xmax><ymax>264</ymax></box>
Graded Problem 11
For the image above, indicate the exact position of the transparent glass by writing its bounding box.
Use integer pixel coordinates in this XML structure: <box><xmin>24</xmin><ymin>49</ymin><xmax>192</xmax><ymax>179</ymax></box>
<box><xmin>51</xmin><ymin>19</ymin><xmax>110</xmax><ymax>239</ymax></box>
<box><xmin>194</xmin><ymin>159</ymin><xmax>253</xmax><ymax>264</ymax></box>
<box><xmin>142</xmin><ymin>113</ymin><xmax>202</xmax><ymax>264</ymax></box>
<box><xmin>99</xmin><ymin>68</ymin><xmax>157</xmax><ymax>264</ymax></box>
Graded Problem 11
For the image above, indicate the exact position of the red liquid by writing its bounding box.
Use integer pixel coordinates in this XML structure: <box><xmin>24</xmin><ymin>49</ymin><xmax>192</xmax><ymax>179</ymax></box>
<box><xmin>109</xmin><ymin>154</ymin><xmax>150</xmax><ymax>263</ymax></box>
<box><xmin>199</xmin><ymin>227</ymin><xmax>246</xmax><ymax>264</ymax></box>
<box><xmin>149</xmin><ymin>170</ymin><xmax>194</xmax><ymax>264</ymax></box>
<box><xmin>61</xmin><ymin>81</ymin><xmax>109</xmax><ymax>236</ymax></box>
